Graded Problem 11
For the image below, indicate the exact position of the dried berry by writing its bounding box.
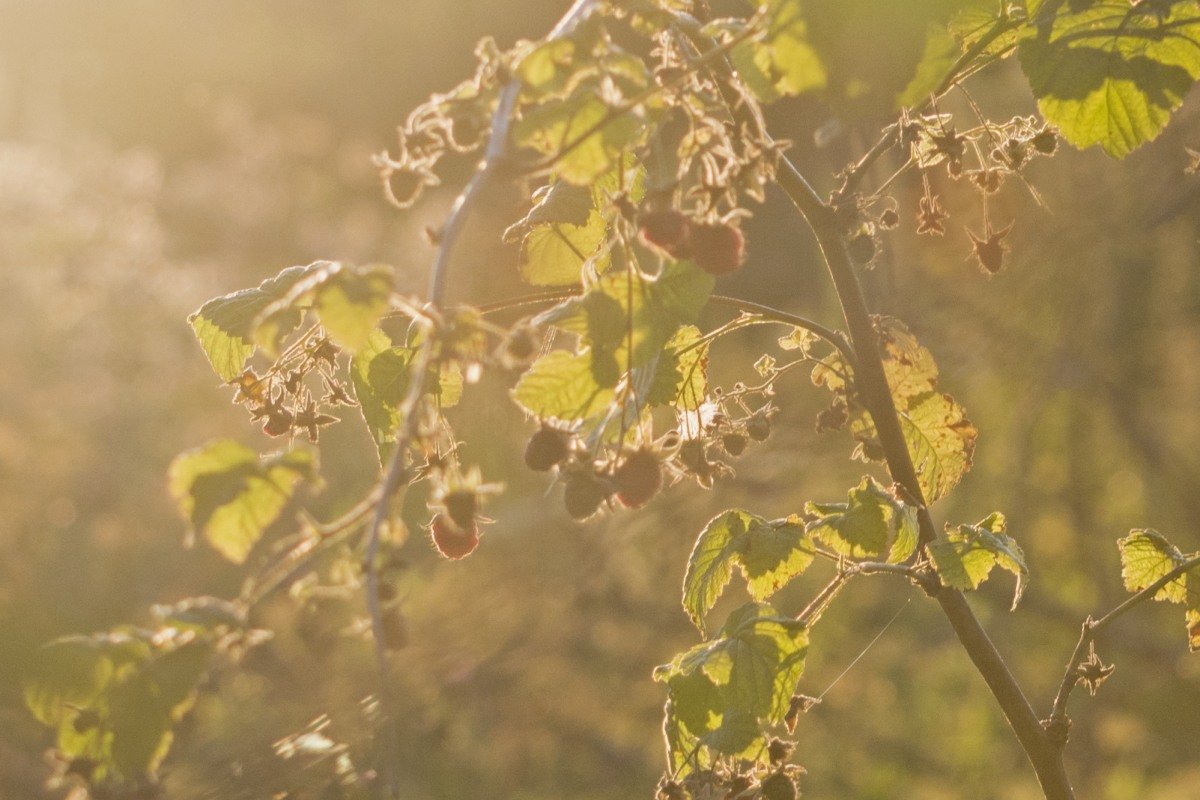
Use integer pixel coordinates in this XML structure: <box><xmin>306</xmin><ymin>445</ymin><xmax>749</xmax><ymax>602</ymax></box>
<box><xmin>525</xmin><ymin>426</ymin><xmax>569</xmax><ymax>472</ymax></box>
<box><xmin>689</xmin><ymin>222</ymin><xmax>746</xmax><ymax>276</ymax></box>
<box><xmin>967</xmin><ymin>220</ymin><xmax>1014</xmax><ymax>275</ymax></box>
<box><xmin>563</xmin><ymin>471</ymin><xmax>608</xmax><ymax>520</ymax></box>
<box><xmin>767</xmin><ymin>737</ymin><xmax>795</xmax><ymax>765</ymax></box>
<box><xmin>916</xmin><ymin>194</ymin><xmax>948</xmax><ymax>236</ymax></box>
<box><xmin>503</xmin><ymin>326</ymin><xmax>539</xmax><ymax>365</ymax></box>
<box><xmin>262</xmin><ymin>409</ymin><xmax>295</xmax><ymax>438</ymax></box>
<box><xmin>429</xmin><ymin>513</ymin><xmax>479</xmax><ymax>560</ymax></box>
<box><xmin>760</xmin><ymin>772</ymin><xmax>797</xmax><ymax>800</ymax></box>
<box><xmin>638</xmin><ymin>208</ymin><xmax>691</xmax><ymax>255</ymax></box>
<box><xmin>878</xmin><ymin>208</ymin><xmax>900</xmax><ymax>229</ymax></box>
<box><xmin>614</xmin><ymin>448</ymin><xmax>663</xmax><ymax>509</ymax></box>
<box><xmin>721</xmin><ymin>432</ymin><xmax>748</xmax><ymax>456</ymax></box>
<box><xmin>746</xmin><ymin>412</ymin><xmax>772</xmax><ymax>442</ymax></box>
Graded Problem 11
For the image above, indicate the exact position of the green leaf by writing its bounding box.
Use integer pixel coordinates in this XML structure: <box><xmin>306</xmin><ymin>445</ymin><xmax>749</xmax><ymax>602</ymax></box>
<box><xmin>899</xmin><ymin>3</ymin><xmax>1021</xmax><ymax>108</ymax></box>
<box><xmin>107</xmin><ymin>673</ymin><xmax>172</xmax><ymax>778</ymax></box>
<box><xmin>189</xmin><ymin>264</ymin><xmax>321</xmax><ymax>381</ymax></box>
<box><xmin>804</xmin><ymin>476</ymin><xmax>919</xmax><ymax>563</ymax></box>
<box><xmin>168</xmin><ymin>440</ymin><xmax>316</xmax><ymax>563</ymax></box>
<box><xmin>24</xmin><ymin>637</ymin><xmax>117</xmax><ymax>727</ymax></box>
<box><xmin>1019</xmin><ymin>1</ymin><xmax>1200</xmax><ymax>157</ymax></box>
<box><xmin>683</xmin><ymin>510</ymin><xmax>815</xmax><ymax>633</ymax></box>
<box><xmin>537</xmin><ymin>259</ymin><xmax>715</xmax><ymax>384</ymax></box>
<box><xmin>308</xmin><ymin>263</ymin><xmax>394</xmax><ymax>352</ymax></box>
<box><xmin>350</xmin><ymin>328</ymin><xmax>462</xmax><ymax>465</ymax></box>
<box><xmin>188</xmin><ymin>262</ymin><xmax>395</xmax><ymax>382</ymax></box>
<box><xmin>929</xmin><ymin>512</ymin><xmax>1028</xmax><ymax>610</ymax></box>
<box><xmin>511</xmin><ymin>349</ymin><xmax>615</xmax><ymax>421</ymax></box>
<box><xmin>655</xmin><ymin>602</ymin><xmax>808</xmax><ymax>773</ymax></box>
<box><xmin>513</xmin><ymin>83</ymin><xmax>643</xmax><ymax>185</ymax></box>
<box><xmin>731</xmin><ymin>0</ymin><xmax>827</xmax><ymax>102</ymax></box>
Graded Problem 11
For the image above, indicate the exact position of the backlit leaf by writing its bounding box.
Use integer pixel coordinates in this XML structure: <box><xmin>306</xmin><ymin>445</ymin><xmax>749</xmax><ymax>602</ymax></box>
<box><xmin>929</xmin><ymin>512</ymin><xmax>1028</xmax><ymax>609</ymax></box>
<box><xmin>1019</xmin><ymin>1</ymin><xmax>1200</xmax><ymax>157</ymax></box>
<box><xmin>683</xmin><ymin>510</ymin><xmax>815</xmax><ymax>633</ymax></box>
<box><xmin>168</xmin><ymin>440</ymin><xmax>316</xmax><ymax>563</ymax></box>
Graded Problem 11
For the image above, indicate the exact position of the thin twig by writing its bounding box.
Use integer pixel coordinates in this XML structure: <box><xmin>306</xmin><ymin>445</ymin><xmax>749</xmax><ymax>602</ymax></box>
<box><xmin>1048</xmin><ymin>553</ymin><xmax>1200</xmax><ymax>734</ymax></box>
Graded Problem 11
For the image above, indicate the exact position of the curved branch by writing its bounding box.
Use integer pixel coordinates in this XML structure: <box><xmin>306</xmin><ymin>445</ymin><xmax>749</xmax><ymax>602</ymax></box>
<box><xmin>1048</xmin><ymin>553</ymin><xmax>1200</xmax><ymax>734</ymax></box>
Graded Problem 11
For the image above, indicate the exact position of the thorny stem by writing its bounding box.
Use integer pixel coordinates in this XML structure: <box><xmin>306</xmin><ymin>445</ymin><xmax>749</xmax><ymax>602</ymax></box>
<box><xmin>368</xmin><ymin>2</ymin><xmax>606</xmax><ymax>794</ymax></box>
<box><xmin>1047</xmin><ymin>553</ymin><xmax>1200</xmax><ymax>738</ymax></box>
<box><xmin>675</xmin><ymin>10</ymin><xmax>1075</xmax><ymax>800</ymax></box>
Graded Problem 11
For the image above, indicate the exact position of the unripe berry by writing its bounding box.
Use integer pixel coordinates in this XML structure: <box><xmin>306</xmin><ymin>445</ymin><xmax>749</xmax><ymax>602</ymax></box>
<box><xmin>525</xmin><ymin>426</ymin><xmax>569</xmax><ymax>472</ymax></box>
<box><xmin>847</xmin><ymin>231</ymin><xmax>877</xmax><ymax>265</ymax></box>
<box><xmin>614</xmin><ymin>448</ymin><xmax>663</xmax><ymax>509</ymax></box>
<box><xmin>429</xmin><ymin>513</ymin><xmax>479</xmax><ymax>560</ymax></box>
<box><xmin>761</xmin><ymin>772</ymin><xmax>797</xmax><ymax>800</ymax></box>
<box><xmin>689</xmin><ymin>222</ymin><xmax>745</xmax><ymax>276</ymax></box>
<box><xmin>638</xmin><ymin>209</ymin><xmax>691</xmax><ymax>255</ymax></box>
<box><xmin>563</xmin><ymin>471</ymin><xmax>607</xmax><ymax>520</ymax></box>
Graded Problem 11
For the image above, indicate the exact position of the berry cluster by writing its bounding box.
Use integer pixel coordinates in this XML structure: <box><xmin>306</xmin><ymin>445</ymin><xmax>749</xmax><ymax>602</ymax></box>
<box><xmin>226</xmin><ymin>331</ymin><xmax>350</xmax><ymax>443</ymax></box>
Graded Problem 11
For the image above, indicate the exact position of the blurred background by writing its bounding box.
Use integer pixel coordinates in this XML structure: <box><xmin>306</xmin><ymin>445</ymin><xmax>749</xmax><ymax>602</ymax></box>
<box><xmin>2</xmin><ymin>1</ymin><xmax>1200</xmax><ymax>798</ymax></box>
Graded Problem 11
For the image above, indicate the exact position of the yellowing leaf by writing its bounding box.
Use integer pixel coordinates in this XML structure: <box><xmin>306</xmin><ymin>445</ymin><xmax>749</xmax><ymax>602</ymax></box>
<box><xmin>1118</xmin><ymin>529</ymin><xmax>1200</xmax><ymax>650</ymax></box>
<box><xmin>682</xmin><ymin>510</ymin><xmax>815</xmax><ymax>633</ymax></box>
<box><xmin>168</xmin><ymin>440</ymin><xmax>316</xmax><ymax>563</ymax></box>
<box><xmin>804</xmin><ymin>476</ymin><xmax>919</xmax><ymax>563</ymax></box>
<box><xmin>929</xmin><ymin>512</ymin><xmax>1028</xmax><ymax>610</ymax></box>
<box><xmin>812</xmin><ymin>317</ymin><xmax>976</xmax><ymax>503</ymax></box>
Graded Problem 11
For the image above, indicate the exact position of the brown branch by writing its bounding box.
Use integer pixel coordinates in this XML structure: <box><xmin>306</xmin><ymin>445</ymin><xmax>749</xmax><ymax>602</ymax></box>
<box><xmin>674</xmin><ymin>12</ymin><xmax>1075</xmax><ymax>799</ymax></box>
<box><xmin>1047</xmin><ymin>553</ymin><xmax>1200</xmax><ymax>737</ymax></box>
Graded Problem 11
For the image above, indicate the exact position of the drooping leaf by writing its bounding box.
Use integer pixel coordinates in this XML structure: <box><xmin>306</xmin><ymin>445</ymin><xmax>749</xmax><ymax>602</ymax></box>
<box><xmin>23</xmin><ymin>628</ymin><xmax>215</xmax><ymax>783</ymax></box>
<box><xmin>683</xmin><ymin>510</ymin><xmax>815</xmax><ymax>633</ymax></box>
<box><xmin>167</xmin><ymin>440</ymin><xmax>316</xmax><ymax>563</ymax></box>
<box><xmin>189</xmin><ymin>264</ymin><xmax>322</xmax><ymax>381</ymax></box>
<box><xmin>804</xmin><ymin>476</ymin><xmax>919</xmax><ymax>563</ymax></box>
<box><xmin>1019</xmin><ymin>1</ymin><xmax>1200</xmax><ymax>157</ymax></box>
<box><xmin>655</xmin><ymin>602</ymin><xmax>808</xmax><ymax>774</ymax></box>
<box><xmin>929</xmin><ymin>512</ymin><xmax>1028</xmax><ymax>609</ymax></box>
